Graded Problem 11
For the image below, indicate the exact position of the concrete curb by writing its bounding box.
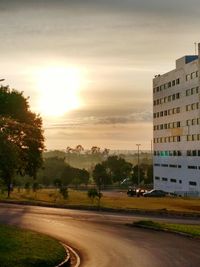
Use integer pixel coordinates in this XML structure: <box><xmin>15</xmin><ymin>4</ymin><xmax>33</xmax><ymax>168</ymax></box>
<box><xmin>55</xmin><ymin>243</ymin><xmax>71</xmax><ymax>267</ymax></box>
<box><xmin>55</xmin><ymin>243</ymin><xmax>81</xmax><ymax>267</ymax></box>
<box><xmin>131</xmin><ymin>224</ymin><xmax>200</xmax><ymax>240</ymax></box>
<box><xmin>1</xmin><ymin>199</ymin><xmax>200</xmax><ymax>219</ymax></box>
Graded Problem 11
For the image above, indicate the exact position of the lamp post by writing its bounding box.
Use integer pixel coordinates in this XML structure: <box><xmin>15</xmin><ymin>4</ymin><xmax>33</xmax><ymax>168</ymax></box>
<box><xmin>136</xmin><ymin>144</ymin><xmax>141</xmax><ymax>186</ymax></box>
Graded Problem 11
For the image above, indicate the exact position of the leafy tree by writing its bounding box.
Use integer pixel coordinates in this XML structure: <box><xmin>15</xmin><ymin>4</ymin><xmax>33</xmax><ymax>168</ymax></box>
<box><xmin>59</xmin><ymin>186</ymin><xmax>68</xmax><ymax>199</ymax></box>
<box><xmin>146</xmin><ymin>164</ymin><xmax>153</xmax><ymax>184</ymax></box>
<box><xmin>87</xmin><ymin>188</ymin><xmax>102</xmax><ymax>204</ymax></box>
<box><xmin>0</xmin><ymin>86</ymin><xmax>44</xmax><ymax>196</ymax></box>
<box><xmin>93</xmin><ymin>163</ymin><xmax>110</xmax><ymax>190</ymax></box>
<box><xmin>60</xmin><ymin>165</ymin><xmax>75</xmax><ymax>186</ymax></box>
<box><xmin>131</xmin><ymin>165</ymin><xmax>145</xmax><ymax>185</ymax></box>
<box><xmin>104</xmin><ymin>156</ymin><xmax>132</xmax><ymax>185</ymax></box>
<box><xmin>37</xmin><ymin>157</ymin><xmax>66</xmax><ymax>186</ymax></box>
<box><xmin>78</xmin><ymin>168</ymin><xmax>90</xmax><ymax>186</ymax></box>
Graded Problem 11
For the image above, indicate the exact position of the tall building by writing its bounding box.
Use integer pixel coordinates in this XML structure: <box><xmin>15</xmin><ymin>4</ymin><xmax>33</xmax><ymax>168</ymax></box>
<box><xmin>153</xmin><ymin>45</ymin><xmax>200</xmax><ymax>196</ymax></box>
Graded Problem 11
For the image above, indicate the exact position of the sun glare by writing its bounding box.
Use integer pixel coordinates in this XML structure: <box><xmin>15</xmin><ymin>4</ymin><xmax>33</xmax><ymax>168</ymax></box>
<box><xmin>37</xmin><ymin>66</ymin><xmax>83</xmax><ymax>117</ymax></box>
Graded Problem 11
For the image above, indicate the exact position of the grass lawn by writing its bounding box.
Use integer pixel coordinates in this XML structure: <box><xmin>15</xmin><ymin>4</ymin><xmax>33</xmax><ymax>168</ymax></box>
<box><xmin>1</xmin><ymin>188</ymin><xmax>200</xmax><ymax>215</ymax></box>
<box><xmin>0</xmin><ymin>224</ymin><xmax>66</xmax><ymax>267</ymax></box>
<box><xmin>133</xmin><ymin>220</ymin><xmax>200</xmax><ymax>237</ymax></box>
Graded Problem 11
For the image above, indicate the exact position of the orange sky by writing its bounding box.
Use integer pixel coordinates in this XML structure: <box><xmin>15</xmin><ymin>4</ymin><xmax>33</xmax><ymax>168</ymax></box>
<box><xmin>0</xmin><ymin>0</ymin><xmax>199</xmax><ymax>150</ymax></box>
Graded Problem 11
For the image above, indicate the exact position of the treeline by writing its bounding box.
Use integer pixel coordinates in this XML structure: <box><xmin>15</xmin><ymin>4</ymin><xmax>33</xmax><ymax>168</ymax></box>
<box><xmin>9</xmin><ymin>154</ymin><xmax>153</xmax><ymax>192</ymax></box>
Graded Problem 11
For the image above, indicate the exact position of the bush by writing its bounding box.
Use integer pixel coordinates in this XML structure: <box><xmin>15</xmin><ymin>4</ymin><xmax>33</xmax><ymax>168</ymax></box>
<box><xmin>59</xmin><ymin>186</ymin><xmax>68</xmax><ymax>199</ymax></box>
<box><xmin>87</xmin><ymin>188</ymin><xmax>102</xmax><ymax>202</ymax></box>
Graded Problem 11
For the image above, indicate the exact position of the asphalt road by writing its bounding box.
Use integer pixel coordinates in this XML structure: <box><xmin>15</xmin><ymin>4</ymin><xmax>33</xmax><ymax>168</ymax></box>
<box><xmin>0</xmin><ymin>203</ymin><xmax>200</xmax><ymax>267</ymax></box>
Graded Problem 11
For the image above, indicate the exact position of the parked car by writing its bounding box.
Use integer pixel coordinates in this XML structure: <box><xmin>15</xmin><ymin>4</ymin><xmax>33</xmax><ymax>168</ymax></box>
<box><xmin>127</xmin><ymin>188</ymin><xmax>137</xmax><ymax>197</ymax></box>
<box><xmin>127</xmin><ymin>188</ymin><xmax>147</xmax><ymax>197</ymax></box>
<box><xmin>143</xmin><ymin>189</ymin><xmax>167</xmax><ymax>197</ymax></box>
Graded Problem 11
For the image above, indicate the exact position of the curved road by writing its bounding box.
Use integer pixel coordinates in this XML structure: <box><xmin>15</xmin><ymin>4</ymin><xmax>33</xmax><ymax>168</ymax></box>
<box><xmin>0</xmin><ymin>203</ymin><xmax>200</xmax><ymax>267</ymax></box>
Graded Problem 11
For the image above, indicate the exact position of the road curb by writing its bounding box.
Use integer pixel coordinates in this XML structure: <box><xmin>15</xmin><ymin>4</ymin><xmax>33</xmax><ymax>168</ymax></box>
<box><xmin>130</xmin><ymin>224</ymin><xmax>200</xmax><ymax>240</ymax></box>
<box><xmin>55</xmin><ymin>243</ymin><xmax>81</xmax><ymax>267</ymax></box>
<box><xmin>1</xmin><ymin>199</ymin><xmax>200</xmax><ymax>219</ymax></box>
<box><xmin>55</xmin><ymin>243</ymin><xmax>70</xmax><ymax>267</ymax></box>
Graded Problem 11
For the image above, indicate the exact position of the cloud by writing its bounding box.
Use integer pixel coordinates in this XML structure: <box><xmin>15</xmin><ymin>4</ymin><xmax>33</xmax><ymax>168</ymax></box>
<box><xmin>44</xmin><ymin>109</ymin><xmax>152</xmax><ymax>130</ymax></box>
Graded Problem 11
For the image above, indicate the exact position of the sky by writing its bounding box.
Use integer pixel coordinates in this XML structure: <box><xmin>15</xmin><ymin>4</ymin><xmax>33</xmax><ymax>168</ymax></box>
<box><xmin>0</xmin><ymin>0</ymin><xmax>200</xmax><ymax>151</ymax></box>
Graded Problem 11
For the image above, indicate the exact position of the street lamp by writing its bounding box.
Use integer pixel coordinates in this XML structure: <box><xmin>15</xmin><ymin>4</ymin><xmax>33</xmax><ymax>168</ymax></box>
<box><xmin>136</xmin><ymin>144</ymin><xmax>141</xmax><ymax>186</ymax></box>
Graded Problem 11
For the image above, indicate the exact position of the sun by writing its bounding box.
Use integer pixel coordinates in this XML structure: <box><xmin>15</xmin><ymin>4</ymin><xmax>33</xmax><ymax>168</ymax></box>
<box><xmin>36</xmin><ymin>66</ymin><xmax>83</xmax><ymax>117</ymax></box>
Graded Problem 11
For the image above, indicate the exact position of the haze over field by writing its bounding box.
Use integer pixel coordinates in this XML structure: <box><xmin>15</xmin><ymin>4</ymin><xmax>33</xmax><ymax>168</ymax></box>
<box><xmin>1</xmin><ymin>0</ymin><xmax>200</xmax><ymax>150</ymax></box>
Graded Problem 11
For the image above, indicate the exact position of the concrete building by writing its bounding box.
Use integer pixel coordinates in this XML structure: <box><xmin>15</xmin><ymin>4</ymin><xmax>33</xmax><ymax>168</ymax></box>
<box><xmin>153</xmin><ymin>45</ymin><xmax>200</xmax><ymax>196</ymax></box>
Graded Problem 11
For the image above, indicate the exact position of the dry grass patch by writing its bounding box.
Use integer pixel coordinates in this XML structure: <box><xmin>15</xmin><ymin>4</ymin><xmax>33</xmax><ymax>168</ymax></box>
<box><xmin>1</xmin><ymin>189</ymin><xmax>200</xmax><ymax>214</ymax></box>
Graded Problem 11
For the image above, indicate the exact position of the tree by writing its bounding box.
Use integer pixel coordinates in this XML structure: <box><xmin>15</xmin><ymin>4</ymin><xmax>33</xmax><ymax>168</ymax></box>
<box><xmin>87</xmin><ymin>188</ymin><xmax>102</xmax><ymax>204</ymax></box>
<box><xmin>0</xmin><ymin>86</ymin><xmax>44</xmax><ymax>196</ymax></box>
<box><xmin>131</xmin><ymin>165</ymin><xmax>145</xmax><ymax>185</ymax></box>
<box><xmin>104</xmin><ymin>156</ymin><xmax>132</xmax><ymax>185</ymax></box>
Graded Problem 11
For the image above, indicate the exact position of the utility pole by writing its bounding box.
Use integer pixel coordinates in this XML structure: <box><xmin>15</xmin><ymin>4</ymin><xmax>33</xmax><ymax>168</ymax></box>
<box><xmin>136</xmin><ymin>144</ymin><xmax>141</xmax><ymax>186</ymax></box>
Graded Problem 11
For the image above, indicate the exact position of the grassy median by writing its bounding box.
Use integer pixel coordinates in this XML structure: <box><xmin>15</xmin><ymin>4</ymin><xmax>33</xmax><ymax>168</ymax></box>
<box><xmin>1</xmin><ymin>188</ymin><xmax>200</xmax><ymax>215</ymax></box>
<box><xmin>0</xmin><ymin>224</ymin><xmax>66</xmax><ymax>267</ymax></box>
<box><xmin>133</xmin><ymin>220</ymin><xmax>200</xmax><ymax>237</ymax></box>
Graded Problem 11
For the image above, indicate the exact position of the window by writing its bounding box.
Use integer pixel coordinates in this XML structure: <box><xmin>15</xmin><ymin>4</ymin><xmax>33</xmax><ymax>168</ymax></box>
<box><xmin>172</xmin><ymin>80</ymin><xmax>175</xmax><ymax>86</ymax></box>
<box><xmin>192</xmin><ymin>150</ymin><xmax>197</xmax><ymax>156</ymax></box>
<box><xmin>186</xmin><ymin>89</ymin><xmax>190</xmax><ymax>96</ymax></box>
<box><xmin>162</xmin><ymin>177</ymin><xmax>168</xmax><ymax>181</ymax></box>
<box><xmin>188</xmin><ymin>166</ymin><xmax>197</xmax><ymax>169</ymax></box>
<box><xmin>189</xmin><ymin>181</ymin><xmax>197</xmax><ymax>186</ymax></box>
<box><xmin>186</xmin><ymin>74</ymin><xmax>190</xmax><ymax>81</ymax></box>
<box><xmin>155</xmin><ymin>176</ymin><xmax>160</xmax><ymax>180</ymax></box>
<box><xmin>191</xmin><ymin>72</ymin><xmax>196</xmax><ymax>79</ymax></box>
<box><xmin>161</xmin><ymin>164</ymin><xmax>168</xmax><ymax>167</ymax></box>
<box><xmin>192</xmin><ymin>119</ymin><xmax>196</xmax><ymax>125</ymax></box>
<box><xmin>170</xmin><ymin>179</ymin><xmax>176</xmax><ymax>183</ymax></box>
<box><xmin>176</xmin><ymin>78</ymin><xmax>180</xmax><ymax>85</ymax></box>
<box><xmin>186</xmin><ymin>119</ymin><xmax>191</xmax><ymax>126</ymax></box>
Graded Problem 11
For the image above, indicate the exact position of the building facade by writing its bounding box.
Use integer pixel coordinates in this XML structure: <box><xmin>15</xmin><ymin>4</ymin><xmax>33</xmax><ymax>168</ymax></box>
<box><xmin>153</xmin><ymin>45</ymin><xmax>200</xmax><ymax>196</ymax></box>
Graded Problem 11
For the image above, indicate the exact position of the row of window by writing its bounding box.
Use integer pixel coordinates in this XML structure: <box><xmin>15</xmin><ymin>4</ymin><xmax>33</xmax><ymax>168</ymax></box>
<box><xmin>186</xmin><ymin>71</ymin><xmax>199</xmax><ymax>81</ymax></box>
<box><xmin>186</xmin><ymin>118</ymin><xmax>200</xmax><ymax>126</ymax></box>
<box><xmin>154</xmin><ymin>150</ymin><xmax>200</xmax><ymax>157</ymax></box>
<box><xmin>186</xmin><ymin>102</ymin><xmax>199</xmax><ymax>111</ymax></box>
<box><xmin>188</xmin><ymin>165</ymin><xmax>200</xmax><ymax>169</ymax></box>
<box><xmin>187</xmin><ymin>134</ymin><xmax>200</xmax><ymax>141</ymax></box>
<box><xmin>153</xmin><ymin>93</ymin><xmax>180</xmax><ymax>106</ymax></box>
<box><xmin>154</xmin><ymin>134</ymin><xmax>200</xmax><ymax>143</ymax></box>
<box><xmin>154</xmin><ymin>163</ymin><xmax>181</xmax><ymax>168</ymax></box>
<box><xmin>154</xmin><ymin>163</ymin><xmax>200</xmax><ymax>170</ymax></box>
<box><xmin>153</xmin><ymin>78</ymin><xmax>180</xmax><ymax>93</ymax></box>
<box><xmin>154</xmin><ymin>118</ymin><xmax>200</xmax><ymax>131</ymax></box>
<box><xmin>187</xmin><ymin>150</ymin><xmax>200</xmax><ymax>156</ymax></box>
<box><xmin>153</xmin><ymin>103</ymin><xmax>199</xmax><ymax>119</ymax></box>
<box><xmin>155</xmin><ymin>177</ymin><xmax>197</xmax><ymax>186</ymax></box>
<box><xmin>154</xmin><ymin>136</ymin><xmax>181</xmax><ymax>143</ymax></box>
<box><xmin>154</xmin><ymin>150</ymin><xmax>182</xmax><ymax>156</ymax></box>
<box><xmin>153</xmin><ymin>107</ymin><xmax>180</xmax><ymax>118</ymax></box>
<box><xmin>186</xmin><ymin>86</ymin><xmax>199</xmax><ymax>96</ymax></box>
<box><xmin>154</xmin><ymin>121</ymin><xmax>180</xmax><ymax>131</ymax></box>
<box><xmin>155</xmin><ymin>176</ymin><xmax>182</xmax><ymax>183</ymax></box>
<box><xmin>153</xmin><ymin>86</ymin><xmax>199</xmax><ymax>106</ymax></box>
